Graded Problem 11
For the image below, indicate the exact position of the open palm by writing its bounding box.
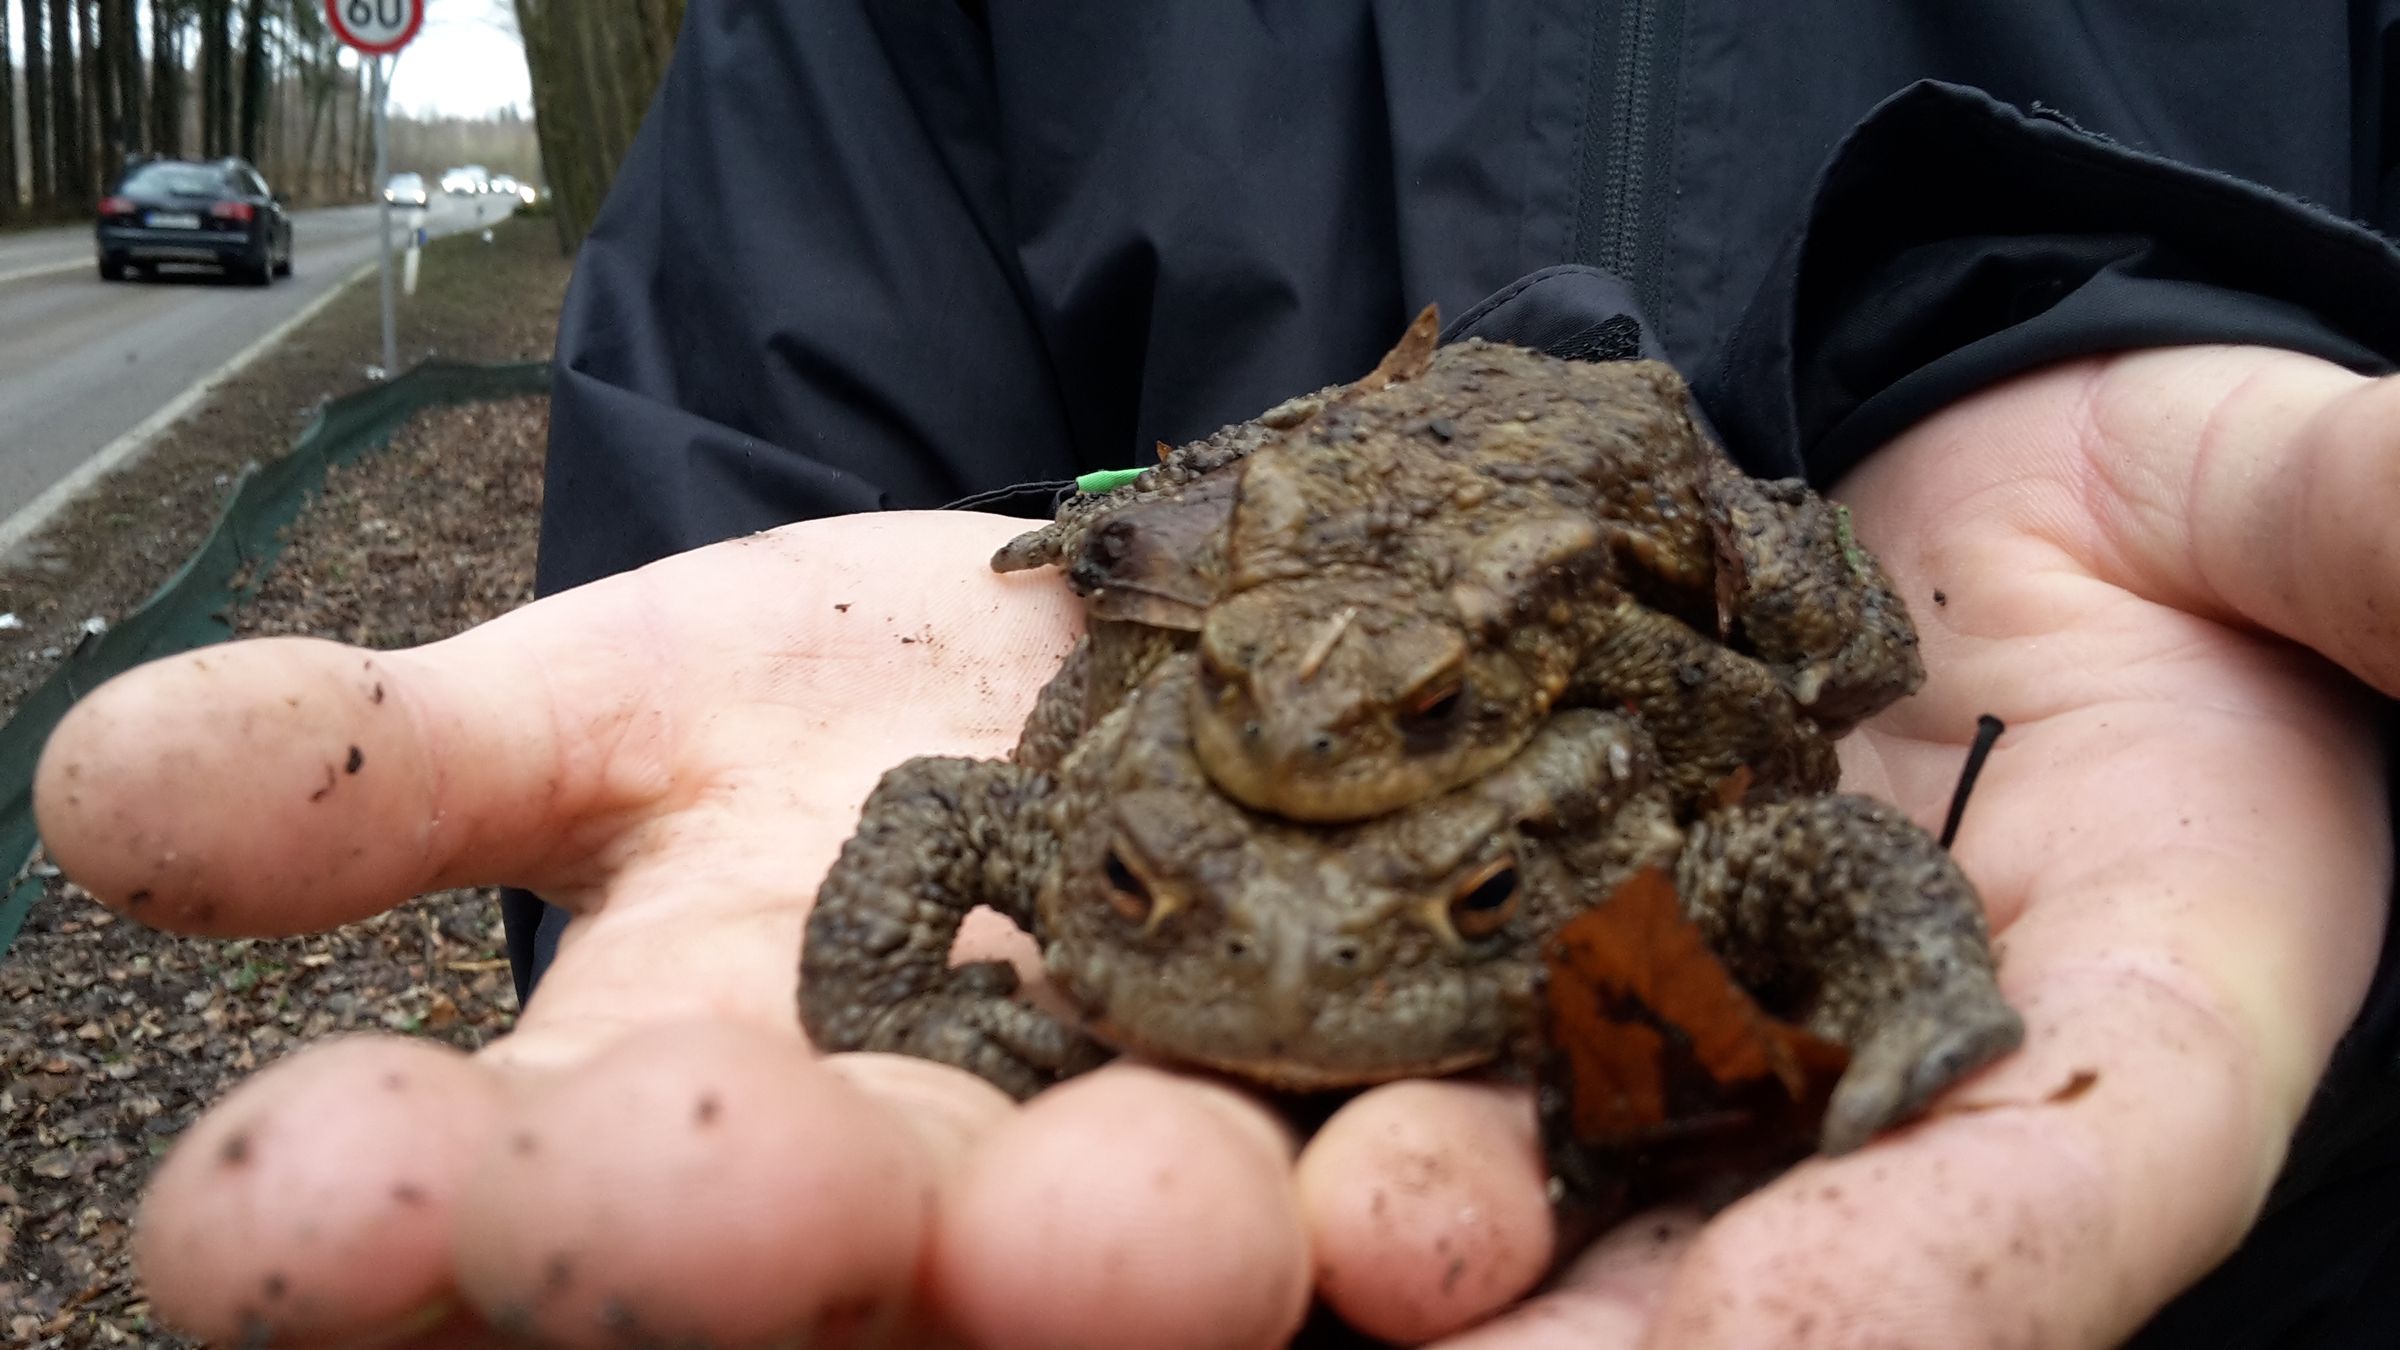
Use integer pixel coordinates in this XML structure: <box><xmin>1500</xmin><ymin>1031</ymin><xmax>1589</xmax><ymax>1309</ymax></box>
<box><xmin>36</xmin><ymin>344</ymin><xmax>2391</xmax><ymax>1348</ymax></box>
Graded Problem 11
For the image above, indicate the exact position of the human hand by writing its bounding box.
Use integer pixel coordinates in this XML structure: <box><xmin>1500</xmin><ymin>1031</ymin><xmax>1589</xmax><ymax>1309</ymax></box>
<box><xmin>1395</xmin><ymin>343</ymin><xmax>2394</xmax><ymax>1345</ymax></box>
<box><xmin>36</xmin><ymin>343</ymin><xmax>2395</xmax><ymax>1348</ymax></box>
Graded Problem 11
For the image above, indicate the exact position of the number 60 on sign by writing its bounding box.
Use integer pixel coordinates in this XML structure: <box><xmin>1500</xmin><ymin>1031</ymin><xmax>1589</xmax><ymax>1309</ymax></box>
<box><xmin>327</xmin><ymin>0</ymin><xmax>423</xmax><ymax>55</ymax></box>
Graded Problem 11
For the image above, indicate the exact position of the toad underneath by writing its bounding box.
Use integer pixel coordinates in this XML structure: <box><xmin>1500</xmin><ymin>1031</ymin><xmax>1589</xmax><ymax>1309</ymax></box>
<box><xmin>800</xmin><ymin>655</ymin><xmax>2020</xmax><ymax>1157</ymax></box>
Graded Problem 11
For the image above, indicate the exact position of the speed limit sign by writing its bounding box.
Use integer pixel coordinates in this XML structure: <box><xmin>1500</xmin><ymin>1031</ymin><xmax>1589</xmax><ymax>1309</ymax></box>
<box><xmin>326</xmin><ymin>0</ymin><xmax>423</xmax><ymax>55</ymax></box>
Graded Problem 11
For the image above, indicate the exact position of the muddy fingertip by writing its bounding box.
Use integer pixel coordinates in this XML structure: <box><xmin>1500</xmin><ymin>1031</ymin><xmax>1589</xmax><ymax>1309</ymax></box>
<box><xmin>131</xmin><ymin>1037</ymin><xmax>500</xmax><ymax>1346</ymax></box>
<box><xmin>453</xmin><ymin>1021</ymin><xmax>932</xmax><ymax>1349</ymax></box>
<box><xmin>1298</xmin><ymin>1080</ymin><xmax>1554</xmax><ymax>1344</ymax></box>
<box><xmin>931</xmin><ymin>1066</ymin><xmax>1311</xmax><ymax>1350</ymax></box>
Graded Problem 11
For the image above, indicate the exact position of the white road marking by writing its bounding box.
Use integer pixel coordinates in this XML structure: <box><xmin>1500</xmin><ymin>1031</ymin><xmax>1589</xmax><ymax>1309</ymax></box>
<box><xmin>0</xmin><ymin>258</ymin><xmax>89</xmax><ymax>288</ymax></box>
<box><xmin>0</xmin><ymin>259</ymin><xmax>379</xmax><ymax>562</ymax></box>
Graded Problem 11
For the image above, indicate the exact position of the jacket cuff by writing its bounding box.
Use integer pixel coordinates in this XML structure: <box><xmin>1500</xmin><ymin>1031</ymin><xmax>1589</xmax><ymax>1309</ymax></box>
<box><xmin>1702</xmin><ymin>79</ymin><xmax>2400</xmax><ymax>486</ymax></box>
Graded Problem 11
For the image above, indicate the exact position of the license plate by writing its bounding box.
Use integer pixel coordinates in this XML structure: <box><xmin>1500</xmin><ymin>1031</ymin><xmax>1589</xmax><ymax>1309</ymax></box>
<box><xmin>147</xmin><ymin>211</ymin><xmax>201</xmax><ymax>229</ymax></box>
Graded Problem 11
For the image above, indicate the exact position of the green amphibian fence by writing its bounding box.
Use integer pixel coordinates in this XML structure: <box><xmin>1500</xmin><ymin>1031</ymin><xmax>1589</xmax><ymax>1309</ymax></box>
<box><xmin>0</xmin><ymin>360</ymin><xmax>551</xmax><ymax>954</ymax></box>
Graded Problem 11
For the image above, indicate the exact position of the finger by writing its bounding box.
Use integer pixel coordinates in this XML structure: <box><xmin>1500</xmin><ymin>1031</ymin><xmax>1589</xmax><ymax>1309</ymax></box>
<box><xmin>34</xmin><ymin>511</ymin><xmax>1080</xmax><ymax>937</ymax></box>
<box><xmin>1866</xmin><ymin>346</ymin><xmax>2400</xmax><ymax>696</ymax></box>
<box><xmin>454</xmin><ymin>1024</ymin><xmax>989</xmax><ymax>1348</ymax></box>
<box><xmin>1429</xmin><ymin>1210</ymin><xmax>1700</xmax><ymax>1348</ymax></box>
<box><xmin>1295</xmin><ymin>1080</ymin><xmax>1556</xmax><ymax>1344</ymax></box>
<box><xmin>929</xmin><ymin>1065</ymin><xmax>1313</xmax><ymax>1350</ymax></box>
<box><xmin>131</xmin><ymin>1025</ymin><xmax>1013</xmax><ymax>1349</ymax></box>
<box><xmin>131</xmin><ymin>1037</ymin><xmax>505</xmax><ymax>1349</ymax></box>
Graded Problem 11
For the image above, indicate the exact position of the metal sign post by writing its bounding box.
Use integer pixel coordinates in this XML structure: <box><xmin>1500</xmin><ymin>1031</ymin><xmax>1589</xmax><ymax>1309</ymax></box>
<box><xmin>326</xmin><ymin>0</ymin><xmax>425</xmax><ymax>380</ymax></box>
<box><xmin>371</xmin><ymin>56</ymin><xmax>394</xmax><ymax>377</ymax></box>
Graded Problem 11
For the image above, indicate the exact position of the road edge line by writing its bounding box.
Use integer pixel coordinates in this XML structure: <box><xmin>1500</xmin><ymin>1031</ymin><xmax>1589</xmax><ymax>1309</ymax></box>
<box><xmin>0</xmin><ymin>257</ymin><xmax>380</xmax><ymax>563</ymax></box>
<box><xmin>0</xmin><ymin>258</ymin><xmax>89</xmax><ymax>288</ymax></box>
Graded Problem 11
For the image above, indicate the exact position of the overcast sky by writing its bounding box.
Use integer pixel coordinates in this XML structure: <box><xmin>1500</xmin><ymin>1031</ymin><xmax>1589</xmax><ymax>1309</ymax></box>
<box><xmin>387</xmin><ymin>0</ymin><xmax>531</xmax><ymax>120</ymax></box>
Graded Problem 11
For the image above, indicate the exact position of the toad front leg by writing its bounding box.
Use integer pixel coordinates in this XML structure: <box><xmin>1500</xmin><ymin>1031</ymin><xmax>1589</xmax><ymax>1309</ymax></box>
<box><xmin>799</xmin><ymin>757</ymin><xmax>1112</xmax><ymax>1098</ymax></box>
<box><xmin>1677</xmin><ymin>795</ymin><xmax>2025</xmax><ymax>1154</ymax></box>
<box><xmin>1705</xmin><ymin>472</ymin><xmax>1926</xmax><ymax>734</ymax></box>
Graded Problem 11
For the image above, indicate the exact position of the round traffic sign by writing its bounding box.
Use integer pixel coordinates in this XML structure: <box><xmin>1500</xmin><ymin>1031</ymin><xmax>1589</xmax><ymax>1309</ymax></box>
<box><xmin>326</xmin><ymin>0</ymin><xmax>423</xmax><ymax>56</ymax></box>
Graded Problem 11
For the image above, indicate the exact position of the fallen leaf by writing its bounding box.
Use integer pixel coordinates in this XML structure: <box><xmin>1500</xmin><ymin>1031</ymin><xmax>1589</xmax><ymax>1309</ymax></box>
<box><xmin>1536</xmin><ymin>867</ymin><xmax>1848</xmax><ymax>1216</ymax></box>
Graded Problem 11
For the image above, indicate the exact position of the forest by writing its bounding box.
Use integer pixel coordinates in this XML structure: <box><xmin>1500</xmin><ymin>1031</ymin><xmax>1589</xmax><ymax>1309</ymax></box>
<box><xmin>3</xmin><ymin>0</ymin><xmax>678</xmax><ymax>246</ymax></box>
<box><xmin>0</xmin><ymin>0</ymin><xmax>412</xmax><ymax>220</ymax></box>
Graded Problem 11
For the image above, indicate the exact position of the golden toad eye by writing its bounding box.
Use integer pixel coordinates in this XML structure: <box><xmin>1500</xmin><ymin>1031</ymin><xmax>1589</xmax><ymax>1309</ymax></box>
<box><xmin>1448</xmin><ymin>857</ymin><xmax>1519</xmax><ymax>939</ymax></box>
<box><xmin>1103</xmin><ymin>848</ymin><xmax>1153</xmax><ymax>924</ymax></box>
<box><xmin>1398</xmin><ymin>675</ymin><xmax>1468</xmax><ymax>749</ymax></box>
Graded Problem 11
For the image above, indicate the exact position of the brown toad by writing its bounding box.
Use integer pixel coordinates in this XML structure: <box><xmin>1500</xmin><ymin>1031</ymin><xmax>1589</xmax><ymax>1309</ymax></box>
<box><xmin>998</xmin><ymin>309</ymin><xmax>1922</xmax><ymax>823</ymax></box>
<box><xmin>799</xmin><ymin>655</ymin><xmax>2021</xmax><ymax>1156</ymax></box>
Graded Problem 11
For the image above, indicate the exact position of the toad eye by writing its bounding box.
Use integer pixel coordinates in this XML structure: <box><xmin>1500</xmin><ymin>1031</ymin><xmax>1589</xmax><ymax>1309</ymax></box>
<box><xmin>1398</xmin><ymin>675</ymin><xmax>1468</xmax><ymax>750</ymax></box>
<box><xmin>1447</xmin><ymin>857</ymin><xmax>1520</xmax><ymax>940</ymax></box>
<box><xmin>1197</xmin><ymin>645</ymin><xmax>1249</xmax><ymax>702</ymax></box>
<box><xmin>1103</xmin><ymin>848</ymin><xmax>1154</xmax><ymax>924</ymax></box>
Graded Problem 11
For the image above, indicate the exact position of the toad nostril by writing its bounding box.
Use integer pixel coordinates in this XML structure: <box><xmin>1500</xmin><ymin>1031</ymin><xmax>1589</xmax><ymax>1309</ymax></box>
<box><xmin>1330</xmin><ymin>942</ymin><xmax>1361</xmax><ymax>966</ymax></box>
<box><xmin>1225</xmin><ymin>936</ymin><xmax>1253</xmax><ymax>959</ymax></box>
<box><xmin>1309</xmin><ymin>734</ymin><xmax>1335</xmax><ymax>756</ymax></box>
<box><xmin>1243</xmin><ymin>721</ymin><xmax>1263</xmax><ymax>743</ymax></box>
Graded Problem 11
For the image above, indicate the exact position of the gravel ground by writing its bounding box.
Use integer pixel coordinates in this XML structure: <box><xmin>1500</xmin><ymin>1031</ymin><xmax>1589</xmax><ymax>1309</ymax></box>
<box><xmin>2</xmin><ymin>224</ymin><xmax>564</xmax><ymax>1347</ymax></box>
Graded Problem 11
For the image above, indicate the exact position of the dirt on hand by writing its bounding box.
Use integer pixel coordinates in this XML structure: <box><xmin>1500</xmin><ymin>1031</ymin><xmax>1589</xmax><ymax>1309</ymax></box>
<box><xmin>2</xmin><ymin>221</ymin><xmax>566</xmax><ymax>1348</ymax></box>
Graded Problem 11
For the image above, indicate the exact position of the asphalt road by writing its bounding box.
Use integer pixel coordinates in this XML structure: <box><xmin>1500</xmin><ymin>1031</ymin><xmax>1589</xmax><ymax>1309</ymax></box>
<box><xmin>0</xmin><ymin>194</ymin><xmax>517</xmax><ymax>529</ymax></box>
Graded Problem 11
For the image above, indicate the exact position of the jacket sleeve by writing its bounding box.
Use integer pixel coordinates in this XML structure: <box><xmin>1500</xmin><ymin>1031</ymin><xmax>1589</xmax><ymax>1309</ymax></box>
<box><xmin>536</xmin><ymin>2</ymin><xmax>1076</xmax><ymax>597</ymax></box>
<box><xmin>1702</xmin><ymin>80</ymin><xmax>2400</xmax><ymax>485</ymax></box>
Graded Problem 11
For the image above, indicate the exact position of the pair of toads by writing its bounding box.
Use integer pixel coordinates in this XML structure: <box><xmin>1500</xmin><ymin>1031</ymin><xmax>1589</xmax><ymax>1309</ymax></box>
<box><xmin>798</xmin><ymin>308</ymin><xmax>2023</xmax><ymax>1178</ymax></box>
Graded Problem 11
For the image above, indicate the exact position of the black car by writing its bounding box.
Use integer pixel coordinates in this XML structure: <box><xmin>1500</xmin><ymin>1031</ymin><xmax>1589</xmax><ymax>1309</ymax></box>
<box><xmin>96</xmin><ymin>157</ymin><xmax>294</xmax><ymax>285</ymax></box>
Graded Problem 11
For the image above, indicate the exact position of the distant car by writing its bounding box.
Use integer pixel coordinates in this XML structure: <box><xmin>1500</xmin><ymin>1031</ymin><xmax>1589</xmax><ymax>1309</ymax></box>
<box><xmin>96</xmin><ymin>156</ymin><xmax>294</xmax><ymax>286</ymax></box>
<box><xmin>441</xmin><ymin>166</ymin><xmax>488</xmax><ymax>195</ymax></box>
<box><xmin>491</xmin><ymin>174</ymin><xmax>519</xmax><ymax>196</ymax></box>
<box><xmin>382</xmin><ymin>171</ymin><xmax>429</xmax><ymax>207</ymax></box>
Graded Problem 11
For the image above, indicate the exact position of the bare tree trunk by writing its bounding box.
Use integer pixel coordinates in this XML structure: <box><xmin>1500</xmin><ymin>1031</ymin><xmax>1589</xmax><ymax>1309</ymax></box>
<box><xmin>235</xmin><ymin>0</ymin><xmax>263</xmax><ymax>160</ymax></box>
<box><xmin>329</xmin><ymin>55</ymin><xmax>343</xmax><ymax>195</ymax></box>
<box><xmin>265</xmin><ymin>57</ymin><xmax>284</xmax><ymax>184</ymax></box>
<box><xmin>116</xmin><ymin>0</ymin><xmax>142</xmax><ymax>158</ymax></box>
<box><xmin>0</xmin><ymin>1</ymin><xmax>17</xmax><ymax>220</ymax></box>
<box><xmin>197</xmin><ymin>0</ymin><xmax>214</xmax><ymax>154</ymax></box>
<box><xmin>517</xmin><ymin>0</ymin><xmax>598</xmax><ymax>251</ymax></box>
<box><xmin>320</xmin><ymin>52</ymin><xmax>341</xmax><ymax>199</ymax></box>
<box><xmin>514</xmin><ymin>0</ymin><xmax>685</xmax><ymax>252</ymax></box>
<box><xmin>96</xmin><ymin>0</ymin><xmax>121</xmax><ymax>180</ymax></box>
<box><xmin>298</xmin><ymin>59</ymin><xmax>331</xmax><ymax>201</ymax></box>
<box><xmin>345</xmin><ymin>57</ymin><xmax>367</xmax><ymax>197</ymax></box>
<box><xmin>51</xmin><ymin>0</ymin><xmax>87</xmax><ymax>204</ymax></box>
<box><xmin>150</xmin><ymin>0</ymin><xmax>179</xmax><ymax>155</ymax></box>
<box><xmin>354</xmin><ymin>59</ymin><xmax>373</xmax><ymax>195</ymax></box>
<box><xmin>20</xmin><ymin>0</ymin><xmax>50</xmax><ymax>211</ymax></box>
<box><xmin>78</xmin><ymin>0</ymin><xmax>100</xmax><ymax>189</ymax></box>
<box><xmin>570</xmin><ymin>2</ymin><xmax>626</xmax><ymax>171</ymax></box>
<box><xmin>200</xmin><ymin>0</ymin><xmax>228</xmax><ymax>157</ymax></box>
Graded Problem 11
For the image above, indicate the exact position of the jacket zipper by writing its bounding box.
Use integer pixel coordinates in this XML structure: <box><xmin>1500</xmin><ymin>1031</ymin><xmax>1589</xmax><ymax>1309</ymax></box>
<box><xmin>1577</xmin><ymin>0</ymin><xmax>1684</xmax><ymax>334</ymax></box>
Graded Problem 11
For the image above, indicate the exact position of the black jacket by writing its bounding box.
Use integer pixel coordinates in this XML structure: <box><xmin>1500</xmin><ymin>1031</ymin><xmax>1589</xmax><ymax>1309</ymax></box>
<box><xmin>526</xmin><ymin>4</ymin><xmax>2400</xmax><ymax>1343</ymax></box>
